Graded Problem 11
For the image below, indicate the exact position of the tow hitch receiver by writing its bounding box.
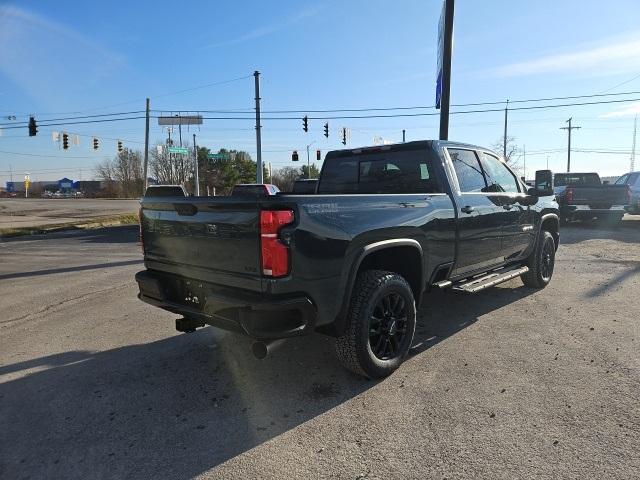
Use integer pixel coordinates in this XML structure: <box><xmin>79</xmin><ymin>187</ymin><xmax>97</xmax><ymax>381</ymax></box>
<box><xmin>176</xmin><ymin>317</ymin><xmax>205</xmax><ymax>333</ymax></box>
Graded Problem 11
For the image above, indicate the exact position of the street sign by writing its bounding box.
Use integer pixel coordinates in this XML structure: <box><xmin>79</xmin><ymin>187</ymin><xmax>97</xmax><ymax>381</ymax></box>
<box><xmin>158</xmin><ymin>115</ymin><xmax>203</xmax><ymax>126</ymax></box>
<box><xmin>168</xmin><ymin>146</ymin><xmax>189</xmax><ymax>154</ymax></box>
<box><xmin>207</xmin><ymin>153</ymin><xmax>230</xmax><ymax>160</ymax></box>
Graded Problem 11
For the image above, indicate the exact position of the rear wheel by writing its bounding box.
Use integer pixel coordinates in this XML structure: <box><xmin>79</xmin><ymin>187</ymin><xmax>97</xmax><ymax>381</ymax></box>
<box><xmin>335</xmin><ymin>270</ymin><xmax>416</xmax><ymax>379</ymax></box>
<box><xmin>521</xmin><ymin>230</ymin><xmax>556</xmax><ymax>288</ymax></box>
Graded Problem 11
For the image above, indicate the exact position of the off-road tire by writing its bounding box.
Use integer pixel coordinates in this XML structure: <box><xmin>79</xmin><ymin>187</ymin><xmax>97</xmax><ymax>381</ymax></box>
<box><xmin>521</xmin><ymin>230</ymin><xmax>556</xmax><ymax>288</ymax></box>
<box><xmin>335</xmin><ymin>270</ymin><xmax>416</xmax><ymax>379</ymax></box>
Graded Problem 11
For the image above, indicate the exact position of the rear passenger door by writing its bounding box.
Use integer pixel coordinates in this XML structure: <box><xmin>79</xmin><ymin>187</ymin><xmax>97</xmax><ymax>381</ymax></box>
<box><xmin>478</xmin><ymin>151</ymin><xmax>535</xmax><ymax>261</ymax></box>
<box><xmin>447</xmin><ymin>148</ymin><xmax>504</xmax><ymax>277</ymax></box>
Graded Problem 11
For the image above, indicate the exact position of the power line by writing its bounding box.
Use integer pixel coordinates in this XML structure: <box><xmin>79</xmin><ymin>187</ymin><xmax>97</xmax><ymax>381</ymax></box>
<box><xmin>0</xmin><ymin>116</ymin><xmax>147</xmax><ymax>130</ymax></box>
<box><xmin>0</xmin><ymin>110</ymin><xmax>146</xmax><ymax>127</ymax></box>
<box><xmin>159</xmin><ymin>89</ymin><xmax>640</xmax><ymax>115</ymax></box>
<box><xmin>598</xmin><ymin>73</ymin><xmax>640</xmax><ymax>94</ymax></box>
<box><xmin>0</xmin><ymin>74</ymin><xmax>255</xmax><ymax>117</ymax></box>
<box><xmin>3</xmin><ymin>90</ymin><xmax>640</xmax><ymax>130</ymax></box>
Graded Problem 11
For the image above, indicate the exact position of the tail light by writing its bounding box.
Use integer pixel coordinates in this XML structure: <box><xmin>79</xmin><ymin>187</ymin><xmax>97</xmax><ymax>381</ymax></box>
<box><xmin>138</xmin><ymin>207</ymin><xmax>145</xmax><ymax>254</ymax></box>
<box><xmin>565</xmin><ymin>187</ymin><xmax>574</xmax><ymax>203</ymax></box>
<box><xmin>260</xmin><ymin>210</ymin><xmax>294</xmax><ymax>277</ymax></box>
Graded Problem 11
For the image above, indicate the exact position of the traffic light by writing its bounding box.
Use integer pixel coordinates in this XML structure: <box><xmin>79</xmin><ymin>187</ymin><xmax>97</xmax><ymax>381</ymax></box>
<box><xmin>316</xmin><ymin>149</ymin><xmax>321</xmax><ymax>161</ymax></box>
<box><xmin>93</xmin><ymin>137</ymin><xmax>99</xmax><ymax>150</ymax></box>
<box><xmin>303</xmin><ymin>115</ymin><xmax>308</xmax><ymax>132</ymax></box>
<box><xmin>292</xmin><ymin>150</ymin><xmax>299</xmax><ymax>162</ymax></box>
<box><xmin>62</xmin><ymin>133</ymin><xmax>69</xmax><ymax>150</ymax></box>
<box><xmin>28</xmin><ymin>116</ymin><xmax>38</xmax><ymax>137</ymax></box>
<box><xmin>324</xmin><ymin>122</ymin><xmax>329</xmax><ymax>138</ymax></box>
<box><xmin>117</xmin><ymin>140</ymin><xmax>123</xmax><ymax>153</ymax></box>
<box><xmin>342</xmin><ymin>127</ymin><xmax>347</xmax><ymax>146</ymax></box>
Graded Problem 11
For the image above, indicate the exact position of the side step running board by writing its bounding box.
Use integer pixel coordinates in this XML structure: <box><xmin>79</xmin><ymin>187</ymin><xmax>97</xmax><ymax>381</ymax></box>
<box><xmin>451</xmin><ymin>266</ymin><xmax>529</xmax><ymax>294</ymax></box>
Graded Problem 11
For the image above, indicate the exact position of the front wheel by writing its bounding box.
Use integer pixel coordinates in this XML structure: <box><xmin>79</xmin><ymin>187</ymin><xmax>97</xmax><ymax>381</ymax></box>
<box><xmin>521</xmin><ymin>230</ymin><xmax>556</xmax><ymax>288</ymax></box>
<box><xmin>335</xmin><ymin>270</ymin><xmax>417</xmax><ymax>379</ymax></box>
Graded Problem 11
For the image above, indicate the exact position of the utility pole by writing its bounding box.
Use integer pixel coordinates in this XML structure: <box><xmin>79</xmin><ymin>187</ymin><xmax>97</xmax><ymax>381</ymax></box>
<box><xmin>402</xmin><ymin>129</ymin><xmax>406</xmax><ymax>143</ymax></box>
<box><xmin>631</xmin><ymin>114</ymin><xmax>637</xmax><ymax>172</ymax></box>
<box><xmin>179</xmin><ymin>123</ymin><xmax>183</xmax><ymax>183</ymax></box>
<box><xmin>522</xmin><ymin>144</ymin><xmax>526</xmax><ymax>179</ymax></box>
<box><xmin>503</xmin><ymin>99</ymin><xmax>509</xmax><ymax>158</ymax></box>
<box><xmin>438</xmin><ymin>0</ymin><xmax>455</xmax><ymax>140</ymax></box>
<box><xmin>254</xmin><ymin>70</ymin><xmax>263</xmax><ymax>183</ymax></box>
<box><xmin>193</xmin><ymin>133</ymin><xmax>200</xmax><ymax>196</ymax></box>
<box><xmin>143</xmin><ymin>98</ymin><xmax>150</xmax><ymax>193</ymax></box>
<box><xmin>560</xmin><ymin>117</ymin><xmax>581</xmax><ymax>173</ymax></box>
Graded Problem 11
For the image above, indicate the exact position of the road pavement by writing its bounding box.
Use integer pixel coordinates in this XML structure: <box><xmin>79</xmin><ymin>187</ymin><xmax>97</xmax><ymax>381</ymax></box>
<box><xmin>0</xmin><ymin>222</ymin><xmax>639</xmax><ymax>479</ymax></box>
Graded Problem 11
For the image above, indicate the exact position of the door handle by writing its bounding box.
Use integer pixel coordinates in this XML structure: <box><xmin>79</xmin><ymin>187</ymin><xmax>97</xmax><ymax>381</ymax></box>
<box><xmin>503</xmin><ymin>204</ymin><xmax>514</xmax><ymax>210</ymax></box>
<box><xmin>461</xmin><ymin>205</ymin><xmax>475</xmax><ymax>214</ymax></box>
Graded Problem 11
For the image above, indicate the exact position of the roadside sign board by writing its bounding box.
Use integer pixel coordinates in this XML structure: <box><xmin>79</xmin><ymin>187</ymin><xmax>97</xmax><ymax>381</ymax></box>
<box><xmin>207</xmin><ymin>153</ymin><xmax>231</xmax><ymax>160</ymax></box>
<box><xmin>158</xmin><ymin>115</ymin><xmax>203</xmax><ymax>126</ymax></box>
<box><xmin>168</xmin><ymin>146</ymin><xmax>189</xmax><ymax>154</ymax></box>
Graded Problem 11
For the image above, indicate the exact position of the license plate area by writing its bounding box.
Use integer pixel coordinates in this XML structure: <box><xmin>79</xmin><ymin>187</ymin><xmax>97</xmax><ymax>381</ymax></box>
<box><xmin>165</xmin><ymin>278</ymin><xmax>208</xmax><ymax>311</ymax></box>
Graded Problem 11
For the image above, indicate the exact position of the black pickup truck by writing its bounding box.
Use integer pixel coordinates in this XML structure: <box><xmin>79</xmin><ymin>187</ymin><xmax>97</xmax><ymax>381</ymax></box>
<box><xmin>553</xmin><ymin>172</ymin><xmax>630</xmax><ymax>224</ymax></box>
<box><xmin>136</xmin><ymin>140</ymin><xmax>559</xmax><ymax>378</ymax></box>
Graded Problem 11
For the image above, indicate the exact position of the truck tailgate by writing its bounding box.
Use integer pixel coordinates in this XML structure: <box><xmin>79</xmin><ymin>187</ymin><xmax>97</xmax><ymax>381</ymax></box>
<box><xmin>569</xmin><ymin>185</ymin><xmax>628</xmax><ymax>206</ymax></box>
<box><xmin>140</xmin><ymin>197</ymin><xmax>262</xmax><ymax>291</ymax></box>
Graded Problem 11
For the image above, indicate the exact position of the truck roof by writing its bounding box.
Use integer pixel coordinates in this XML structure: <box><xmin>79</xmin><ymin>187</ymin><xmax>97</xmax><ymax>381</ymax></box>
<box><xmin>325</xmin><ymin>139</ymin><xmax>501</xmax><ymax>158</ymax></box>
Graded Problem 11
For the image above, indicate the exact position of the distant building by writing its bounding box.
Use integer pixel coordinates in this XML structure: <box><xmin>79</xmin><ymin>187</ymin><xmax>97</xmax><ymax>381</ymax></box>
<box><xmin>58</xmin><ymin>177</ymin><xmax>74</xmax><ymax>193</ymax></box>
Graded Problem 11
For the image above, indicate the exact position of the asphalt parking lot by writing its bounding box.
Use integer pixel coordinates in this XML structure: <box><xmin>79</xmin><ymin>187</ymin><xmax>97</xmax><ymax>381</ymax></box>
<box><xmin>0</xmin><ymin>221</ymin><xmax>638</xmax><ymax>479</ymax></box>
<box><xmin>0</xmin><ymin>198</ymin><xmax>139</xmax><ymax>229</ymax></box>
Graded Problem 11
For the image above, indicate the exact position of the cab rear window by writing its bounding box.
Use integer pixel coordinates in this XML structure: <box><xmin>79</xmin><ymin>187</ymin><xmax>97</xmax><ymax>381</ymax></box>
<box><xmin>318</xmin><ymin>148</ymin><xmax>442</xmax><ymax>194</ymax></box>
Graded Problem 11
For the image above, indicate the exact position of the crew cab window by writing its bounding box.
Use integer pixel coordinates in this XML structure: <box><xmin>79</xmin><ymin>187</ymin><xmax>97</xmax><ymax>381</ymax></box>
<box><xmin>615</xmin><ymin>174</ymin><xmax>630</xmax><ymax>185</ymax></box>
<box><xmin>318</xmin><ymin>148</ymin><xmax>442</xmax><ymax>194</ymax></box>
<box><xmin>615</xmin><ymin>173</ymin><xmax>638</xmax><ymax>186</ymax></box>
<box><xmin>478</xmin><ymin>152</ymin><xmax>520</xmax><ymax>193</ymax></box>
<box><xmin>448</xmin><ymin>149</ymin><xmax>486</xmax><ymax>192</ymax></box>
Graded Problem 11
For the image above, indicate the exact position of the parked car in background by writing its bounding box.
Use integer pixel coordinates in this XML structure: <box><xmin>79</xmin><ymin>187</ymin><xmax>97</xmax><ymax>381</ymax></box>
<box><xmin>231</xmin><ymin>183</ymin><xmax>280</xmax><ymax>196</ymax></box>
<box><xmin>615</xmin><ymin>171</ymin><xmax>640</xmax><ymax>215</ymax></box>
<box><xmin>554</xmin><ymin>172</ymin><xmax>630</xmax><ymax>224</ymax></box>
<box><xmin>144</xmin><ymin>185</ymin><xmax>187</xmax><ymax>198</ymax></box>
<box><xmin>291</xmin><ymin>179</ymin><xmax>318</xmax><ymax>194</ymax></box>
<box><xmin>136</xmin><ymin>140</ymin><xmax>559</xmax><ymax>378</ymax></box>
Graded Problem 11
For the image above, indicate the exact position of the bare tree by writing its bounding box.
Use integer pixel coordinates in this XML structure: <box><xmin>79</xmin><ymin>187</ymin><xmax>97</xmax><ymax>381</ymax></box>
<box><xmin>492</xmin><ymin>135</ymin><xmax>520</xmax><ymax>167</ymax></box>
<box><xmin>150</xmin><ymin>141</ymin><xmax>193</xmax><ymax>185</ymax></box>
<box><xmin>271</xmin><ymin>166</ymin><xmax>302</xmax><ymax>192</ymax></box>
<box><xmin>94</xmin><ymin>149</ymin><xmax>143</xmax><ymax>197</ymax></box>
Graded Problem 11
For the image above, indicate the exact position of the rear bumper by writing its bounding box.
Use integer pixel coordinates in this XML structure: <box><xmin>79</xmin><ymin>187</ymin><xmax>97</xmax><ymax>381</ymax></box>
<box><xmin>135</xmin><ymin>270</ymin><xmax>316</xmax><ymax>339</ymax></box>
<box><xmin>561</xmin><ymin>205</ymin><xmax>627</xmax><ymax>217</ymax></box>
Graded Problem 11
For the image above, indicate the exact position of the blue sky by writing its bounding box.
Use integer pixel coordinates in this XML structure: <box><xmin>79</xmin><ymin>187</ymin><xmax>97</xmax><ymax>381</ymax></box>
<box><xmin>2</xmin><ymin>0</ymin><xmax>640</xmax><ymax>183</ymax></box>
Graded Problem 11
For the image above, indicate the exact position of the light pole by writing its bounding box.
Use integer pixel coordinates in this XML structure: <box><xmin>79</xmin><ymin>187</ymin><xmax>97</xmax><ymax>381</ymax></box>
<box><xmin>306</xmin><ymin>141</ymin><xmax>316</xmax><ymax>179</ymax></box>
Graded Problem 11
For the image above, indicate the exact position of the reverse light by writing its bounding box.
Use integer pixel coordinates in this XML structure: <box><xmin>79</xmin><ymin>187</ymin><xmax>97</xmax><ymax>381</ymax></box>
<box><xmin>260</xmin><ymin>210</ymin><xmax>294</xmax><ymax>277</ymax></box>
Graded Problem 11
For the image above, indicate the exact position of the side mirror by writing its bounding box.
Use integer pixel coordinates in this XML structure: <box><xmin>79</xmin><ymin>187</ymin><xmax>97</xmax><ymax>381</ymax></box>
<box><xmin>528</xmin><ymin>170</ymin><xmax>554</xmax><ymax>196</ymax></box>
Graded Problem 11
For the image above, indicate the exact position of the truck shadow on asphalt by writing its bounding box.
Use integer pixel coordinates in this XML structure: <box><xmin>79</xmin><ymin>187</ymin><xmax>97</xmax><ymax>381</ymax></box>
<box><xmin>0</xmin><ymin>224</ymin><xmax>139</xmax><ymax>245</ymax></box>
<box><xmin>0</xmin><ymin>283</ymin><xmax>535</xmax><ymax>479</ymax></box>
